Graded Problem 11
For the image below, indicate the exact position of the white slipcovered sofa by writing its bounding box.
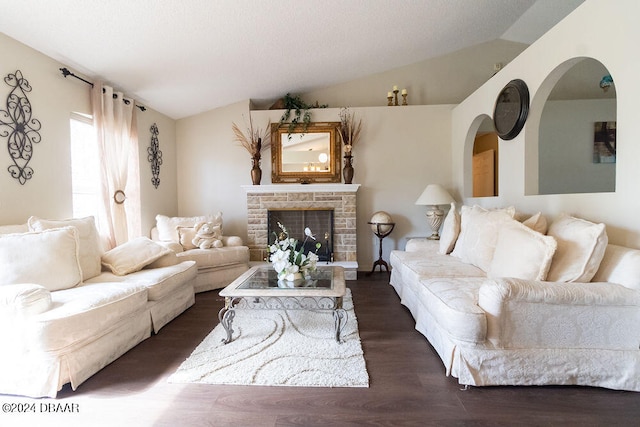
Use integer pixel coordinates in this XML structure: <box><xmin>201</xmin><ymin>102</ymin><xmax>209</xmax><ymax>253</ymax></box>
<box><xmin>151</xmin><ymin>213</ymin><xmax>250</xmax><ymax>293</ymax></box>
<box><xmin>390</xmin><ymin>204</ymin><xmax>640</xmax><ymax>391</ymax></box>
<box><xmin>0</xmin><ymin>216</ymin><xmax>198</xmax><ymax>398</ymax></box>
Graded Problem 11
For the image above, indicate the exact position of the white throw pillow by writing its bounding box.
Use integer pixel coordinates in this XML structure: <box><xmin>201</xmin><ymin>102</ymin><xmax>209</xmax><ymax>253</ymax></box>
<box><xmin>438</xmin><ymin>203</ymin><xmax>460</xmax><ymax>255</ymax></box>
<box><xmin>155</xmin><ymin>213</ymin><xmax>223</xmax><ymax>243</ymax></box>
<box><xmin>101</xmin><ymin>237</ymin><xmax>172</xmax><ymax>276</ymax></box>
<box><xmin>177</xmin><ymin>226</ymin><xmax>198</xmax><ymax>250</ymax></box>
<box><xmin>144</xmin><ymin>251</ymin><xmax>179</xmax><ymax>269</ymax></box>
<box><xmin>591</xmin><ymin>244</ymin><xmax>640</xmax><ymax>291</ymax></box>
<box><xmin>0</xmin><ymin>227</ymin><xmax>82</xmax><ymax>291</ymax></box>
<box><xmin>546</xmin><ymin>213</ymin><xmax>608</xmax><ymax>282</ymax></box>
<box><xmin>0</xmin><ymin>283</ymin><xmax>52</xmax><ymax>316</ymax></box>
<box><xmin>488</xmin><ymin>219</ymin><xmax>557</xmax><ymax>280</ymax></box>
<box><xmin>522</xmin><ymin>212</ymin><xmax>548</xmax><ymax>235</ymax></box>
<box><xmin>0</xmin><ymin>224</ymin><xmax>28</xmax><ymax>235</ymax></box>
<box><xmin>28</xmin><ymin>215</ymin><xmax>103</xmax><ymax>281</ymax></box>
<box><xmin>451</xmin><ymin>205</ymin><xmax>516</xmax><ymax>272</ymax></box>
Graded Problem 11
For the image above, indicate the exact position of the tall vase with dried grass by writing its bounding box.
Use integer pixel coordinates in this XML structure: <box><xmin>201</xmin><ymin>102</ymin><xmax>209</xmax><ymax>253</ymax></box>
<box><xmin>338</xmin><ymin>108</ymin><xmax>362</xmax><ymax>184</ymax></box>
<box><xmin>232</xmin><ymin>117</ymin><xmax>271</xmax><ymax>185</ymax></box>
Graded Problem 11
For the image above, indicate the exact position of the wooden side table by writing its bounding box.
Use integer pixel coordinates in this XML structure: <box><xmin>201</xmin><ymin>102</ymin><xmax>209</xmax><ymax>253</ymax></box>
<box><xmin>367</xmin><ymin>222</ymin><xmax>395</xmax><ymax>275</ymax></box>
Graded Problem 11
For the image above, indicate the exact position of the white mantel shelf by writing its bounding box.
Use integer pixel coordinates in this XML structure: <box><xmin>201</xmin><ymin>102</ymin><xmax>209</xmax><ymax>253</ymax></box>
<box><xmin>242</xmin><ymin>184</ymin><xmax>360</xmax><ymax>193</ymax></box>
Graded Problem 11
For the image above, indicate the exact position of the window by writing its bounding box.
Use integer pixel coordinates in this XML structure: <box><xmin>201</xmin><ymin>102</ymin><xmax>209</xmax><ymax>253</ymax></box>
<box><xmin>70</xmin><ymin>113</ymin><xmax>99</xmax><ymax>219</ymax></box>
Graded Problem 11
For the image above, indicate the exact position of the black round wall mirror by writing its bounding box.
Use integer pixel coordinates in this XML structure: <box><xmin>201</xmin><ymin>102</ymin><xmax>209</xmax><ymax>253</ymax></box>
<box><xmin>493</xmin><ymin>79</ymin><xmax>530</xmax><ymax>140</ymax></box>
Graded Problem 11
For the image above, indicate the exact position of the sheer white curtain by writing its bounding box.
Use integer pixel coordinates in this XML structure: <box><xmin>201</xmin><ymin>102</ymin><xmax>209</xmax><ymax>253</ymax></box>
<box><xmin>91</xmin><ymin>82</ymin><xmax>141</xmax><ymax>249</ymax></box>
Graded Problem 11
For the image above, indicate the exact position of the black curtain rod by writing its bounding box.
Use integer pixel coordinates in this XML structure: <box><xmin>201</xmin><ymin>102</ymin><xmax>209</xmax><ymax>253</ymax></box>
<box><xmin>60</xmin><ymin>67</ymin><xmax>146</xmax><ymax>112</ymax></box>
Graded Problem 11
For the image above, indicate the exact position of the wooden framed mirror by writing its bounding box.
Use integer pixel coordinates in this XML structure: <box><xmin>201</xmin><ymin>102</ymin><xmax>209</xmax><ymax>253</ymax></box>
<box><xmin>271</xmin><ymin>122</ymin><xmax>342</xmax><ymax>183</ymax></box>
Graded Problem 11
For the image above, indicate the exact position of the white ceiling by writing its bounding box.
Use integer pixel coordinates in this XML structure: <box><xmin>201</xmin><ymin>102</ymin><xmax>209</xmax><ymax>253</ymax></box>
<box><xmin>0</xmin><ymin>0</ymin><xmax>584</xmax><ymax>119</ymax></box>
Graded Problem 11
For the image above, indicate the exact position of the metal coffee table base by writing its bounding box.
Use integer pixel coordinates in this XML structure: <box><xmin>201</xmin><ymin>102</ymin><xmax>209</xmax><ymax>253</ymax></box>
<box><xmin>218</xmin><ymin>295</ymin><xmax>347</xmax><ymax>344</ymax></box>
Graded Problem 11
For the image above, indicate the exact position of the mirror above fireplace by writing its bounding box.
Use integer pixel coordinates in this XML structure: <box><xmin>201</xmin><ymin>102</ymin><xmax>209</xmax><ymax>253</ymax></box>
<box><xmin>271</xmin><ymin>122</ymin><xmax>342</xmax><ymax>183</ymax></box>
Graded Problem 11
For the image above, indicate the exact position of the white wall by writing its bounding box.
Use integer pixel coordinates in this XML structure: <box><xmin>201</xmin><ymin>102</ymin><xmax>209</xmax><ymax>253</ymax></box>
<box><xmin>175</xmin><ymin>100</ymin><xmax>255</xmax><ymax>238</ymax></box>
<box><xmin>176</xmin><ymin>38</ymin><xmax>522</xmax><ymax>269</ymax></box>
<box><xmin>177</xmin><ymin>104</ymin><xmax>453</xmax><ymax>269</ymax></box>
<box><xmin>538</xmin><ymin>99</ymin><xmax>616</xmax><ymax>195</ymax></box>
<box><xmin>0</xmin><ymin>33</ymin><xmax>178</xmax><ymax>233</ymax></box>
<box><xmin>137</xmin><ymin>106</ymin><xmax>179</xmax><ymax>235</ymax></box>
<box><xmin>173</xmin><ymin>35</ymin><xmax>531</xmax><ymax>271</ymax></box>
<box><xmin>300</xmin><ymin>39</ymin><xmax>527</xmax><ymax>109</ymax></box>
<box><xmin>451</xmin><ymin>0</ymin><xmax>640</xmax><ymax>248</ymax></box>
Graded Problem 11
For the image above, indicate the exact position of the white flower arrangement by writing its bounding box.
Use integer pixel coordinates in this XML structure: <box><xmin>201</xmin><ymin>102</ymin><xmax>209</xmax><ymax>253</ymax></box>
<box><xmin>268</xmin><ymin>222</ymin><xmax>321</xmax><ymax>282</ymax></box>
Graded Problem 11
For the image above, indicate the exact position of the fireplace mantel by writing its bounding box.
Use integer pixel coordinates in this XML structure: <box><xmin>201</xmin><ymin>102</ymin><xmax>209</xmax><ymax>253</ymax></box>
<box><xmin>242</xmin><ymin>184</ymin><xmax>360</xmax><ymax>194</ymax></box>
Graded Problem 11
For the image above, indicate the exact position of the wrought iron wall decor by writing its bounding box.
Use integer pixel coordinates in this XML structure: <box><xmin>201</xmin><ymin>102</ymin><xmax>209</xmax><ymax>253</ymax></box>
<box><xmin>148</xmin><ymin>123</ymin><xmax>163</xmax><ymax>188</ymax></box>
<box><xmin>0</xmin><ymin>70</ymin><xmax>42</xmax><ymax>185</ymax></box>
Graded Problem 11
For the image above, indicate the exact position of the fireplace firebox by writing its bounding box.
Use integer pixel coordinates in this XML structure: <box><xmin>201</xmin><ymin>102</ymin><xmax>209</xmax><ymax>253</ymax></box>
<box><xmin>267</xmin><ymin>209</ymin><xmax>334</xmax><ymax>262</ymax></box>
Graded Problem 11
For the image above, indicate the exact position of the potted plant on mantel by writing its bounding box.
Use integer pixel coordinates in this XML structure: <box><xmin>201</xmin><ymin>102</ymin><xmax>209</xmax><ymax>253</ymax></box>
<box><xmin>275</xmin><ymin>93</ymin><xmax>327</xmax><ymax>139</ymax></box>
<box><xmin>338</xmin><ymin>107</ymin><xmax>362</xmax><ymax>184</ymax></box>
<box><xmin>232</xmin><ymin>116</ymin><xmax>271</xmax><ymax>185</ymax></box>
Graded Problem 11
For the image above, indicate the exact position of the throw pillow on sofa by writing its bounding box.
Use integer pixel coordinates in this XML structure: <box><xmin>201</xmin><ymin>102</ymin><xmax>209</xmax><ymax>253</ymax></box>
<box><xmin>102</xmin><ymin>237</ymin><xmax>173</xmax><ymax>276</ymax></box>
<box><xmin>488</xmin><ymin>218</ymin><xmax>557</xmax><ymax>281</ymax></box>
<box><xmin>451</xmin><ymin>205</ymin><xmax>515</xmax><ymax>272</ymax></box>
<box><xmin>28</xmin><ymin>215</ymin><xmax>103</xmax><ymax>281</ymax></box>
<box><xmin>522</xmin><ymin>212</ymin><xmax>548</xmax><ymax>234</ymax></box>
<box><xmin>177</xmin><ymin>226</ymin><xmax>198</xmax><ymax>250</ymax></box>
<box><xmin>0</xmin><ymin>283</ymin><xmax>52</xmax><ymax>316</ymax></box>
<box><xmin>155</xmin><ymin>213</ymin><xmax>223</xmax><ymax>243</ymax></box>
<box><xmin>438</xmin><ymin>202</ymin><xmax>460</xmax><ymax>255</ymax></box>
<box><xmin>0</xmin><ymin>227</ymin><xmax>83</xmax><ymax>291</ymax></box>
<box><xmin>546</xmin><ymin>213</ymin><xmax>608</xmax><ymax>282</ymax></box>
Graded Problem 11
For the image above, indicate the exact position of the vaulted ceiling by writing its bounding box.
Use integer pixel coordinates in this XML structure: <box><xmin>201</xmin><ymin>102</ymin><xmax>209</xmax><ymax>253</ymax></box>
<box><xmin>0</xmin><ymin>0</ymin><xmax>583</xmax><ymax>119</ymax></box>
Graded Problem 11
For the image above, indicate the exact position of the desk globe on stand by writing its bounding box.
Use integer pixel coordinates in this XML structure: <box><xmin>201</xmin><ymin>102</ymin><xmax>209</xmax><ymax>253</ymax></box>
<box><xmin>367</xmin><ymin>211</ymin><xmax>395</xmax><ymax>276</ymax></box>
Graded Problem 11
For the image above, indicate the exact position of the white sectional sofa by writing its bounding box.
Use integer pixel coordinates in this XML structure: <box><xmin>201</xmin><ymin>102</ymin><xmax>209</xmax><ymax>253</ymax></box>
<box><xmin>0</xmin><ymin>217</ymin><xmax>198</xmax><ymax>398</ymax></box>
<box><xmin>151</xmin><ymin>214</ymin><xmax>250</xmax><ymax>293</ymax></box>
<box><xmin>390</xmin><ymin>205</ymin><xmax>640</xmax><ymax>391</ymax></box>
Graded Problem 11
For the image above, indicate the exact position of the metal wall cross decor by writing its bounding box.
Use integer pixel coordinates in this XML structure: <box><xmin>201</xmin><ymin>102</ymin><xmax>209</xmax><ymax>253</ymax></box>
<box><xmin>0</xmin><ymin>70</ymin><xmax>42</xmax><ymax>185</ymax></box>
<box><xmin>148</xmin><ymin>123</ymin><xmax>163</xmax><ymax>188</ymax></box>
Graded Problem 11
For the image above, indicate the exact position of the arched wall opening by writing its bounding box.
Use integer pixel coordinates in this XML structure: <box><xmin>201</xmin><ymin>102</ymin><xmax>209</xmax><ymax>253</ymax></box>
<box><xmin>525</xmin><ymin>57</ymin><xmax>616</xmax><ymax>195</ymax></box>
<box><xmin>463</xmin><ymin>114</ymin><xmax>498</xmax><ymax>198</ymax></box>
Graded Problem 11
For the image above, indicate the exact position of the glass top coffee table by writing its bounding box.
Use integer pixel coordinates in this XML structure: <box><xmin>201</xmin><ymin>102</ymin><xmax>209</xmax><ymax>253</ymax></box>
<box><xmin>218</xmin><ymin>265</ymin><xmax>347</xmax><ymax>343</ymax></box>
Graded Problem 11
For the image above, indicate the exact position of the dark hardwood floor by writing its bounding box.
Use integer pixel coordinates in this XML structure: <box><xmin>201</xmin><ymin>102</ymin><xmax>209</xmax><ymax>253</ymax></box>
<box><xmin>5</xmin><ymin>273</ymin><xmax>640</xmax><ymax>426</ymax></box>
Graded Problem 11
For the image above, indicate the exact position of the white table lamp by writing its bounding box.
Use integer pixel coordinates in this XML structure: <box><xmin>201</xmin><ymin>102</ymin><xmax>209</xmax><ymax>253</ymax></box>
<box><xmin>415</xmin><ymin>184</ymin><xmax>455</xmax><ymax>240</ymax></box>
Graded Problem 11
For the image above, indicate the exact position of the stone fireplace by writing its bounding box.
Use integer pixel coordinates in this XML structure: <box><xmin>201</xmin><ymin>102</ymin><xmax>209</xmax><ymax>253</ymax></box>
<box><xmin>243</xmin><ymin>184</ymin><xmax>360</xmax><ymax>279</ymax></box>
<box><xmin>268</xmin><ymin>209</ymin><xmax>334</xmax><ymax>261</ymax></box>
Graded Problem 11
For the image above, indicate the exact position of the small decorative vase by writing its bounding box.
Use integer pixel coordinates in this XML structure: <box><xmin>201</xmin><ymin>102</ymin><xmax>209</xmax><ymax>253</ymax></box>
<box><xmin>343</xmin><ymin>155</ymin><xmax>354</xmax><ymax>184</ymax></box>
<box><xmin>251</xmin><ymin>157</ymin><xmax>262</xmax><ymax>185</ymax></box>
<box><xmin>278</xmin><ymin>271</ymin><xmax>304</xmax><ymax>287</ymax></box>
<box><xmin>286</xmin><ymin>271</ymin><xmax>304</xmax><ymax>282</ymax></box>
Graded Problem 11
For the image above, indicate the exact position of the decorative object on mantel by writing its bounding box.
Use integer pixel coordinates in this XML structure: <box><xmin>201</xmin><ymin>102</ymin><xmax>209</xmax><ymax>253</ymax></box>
<box><xmin>0</xmin><ymin>70</ymin><xmax>42</xmax><ymax>185</ymax></box>
<box><xmin>367</xmin><ymin>211</ymin><xmax>395</xmax><ymax>276</ymax></box>
<box><xmin>415</xmin><ymin>184</ymin><xmax>455</xmax><ymax>240</ymax></box>
<box><xmin>343</xmin><ymin>155</ymin><xmax>354</xmax><ymax>184</ymax></box>
<box><xmin>271</xmin><ymin>122</ymin><xmax>342</xmax><ymax>184</ymax></box>
<box><xmin>338</xmin><ymin>107</ymin><xmax>362</xmax><ymax>184</ymax></box>
<box><xmin>268</xmin><ymin>222</ymin><xmax>321</xmax><ymax>285</ymax></box>
<box><xmin>386</xmin><ymin>85</ymin><xmax>407</xmax><ymax>106</ymax></box>
<box><xmin>232</xmin><ymin>116</ymin><xmax>271</xmax><ymax>185</ymax></box>
<box><xmin>277</xmin><ymin>93</ymin><xmax>327</xmax><ymax>139</ymax></box>
<box><xmin>148</xmin><ymin>123</ymin><xmax>163</xmax><ymax>188</ymax></box>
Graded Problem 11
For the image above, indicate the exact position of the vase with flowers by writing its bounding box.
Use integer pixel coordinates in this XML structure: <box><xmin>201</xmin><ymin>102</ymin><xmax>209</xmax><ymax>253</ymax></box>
<box><xmin>232</xmin><ymin>116</ymin><xmax>271</xmax><ymax>185</ymax></box>
<box><xmin>338</xmin><ymin>107</ymin><xmax>362</xmax><ymax>184</ymax></box>
<box><xmin>268</xmin><ymin>222</ymin><xmax>321</xmax><ymax>286</ymax></box>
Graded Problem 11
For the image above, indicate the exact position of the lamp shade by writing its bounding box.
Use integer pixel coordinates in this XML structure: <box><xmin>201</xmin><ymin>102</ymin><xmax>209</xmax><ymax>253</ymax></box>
<box><xmin>415</xmin><ymin>184</ymin><xmax>454</xmax><ymax>206</ymax></box>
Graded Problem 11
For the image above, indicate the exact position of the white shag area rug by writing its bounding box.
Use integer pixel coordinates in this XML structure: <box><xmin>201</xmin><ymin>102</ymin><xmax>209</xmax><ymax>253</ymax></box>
<box><xmin>168</xmin><ymin>289</ymin><xmax>369</xmax><ymax>387</ymax></box>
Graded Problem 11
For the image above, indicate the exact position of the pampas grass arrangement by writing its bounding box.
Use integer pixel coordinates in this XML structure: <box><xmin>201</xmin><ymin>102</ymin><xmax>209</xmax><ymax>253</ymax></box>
<box><xmin>338</xmin><ymin>108</ymin><xmax>362</xmax><ymax>155</ymax></box>
<box><xmin>232</xmin><ymin>116</ymin><xmax>271</xmax><ymax>184</ymax></box>
<box><xmin>232</xmin><ymin>116</ymin><xmax>271</xmax><ymax>160</ymax></box>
